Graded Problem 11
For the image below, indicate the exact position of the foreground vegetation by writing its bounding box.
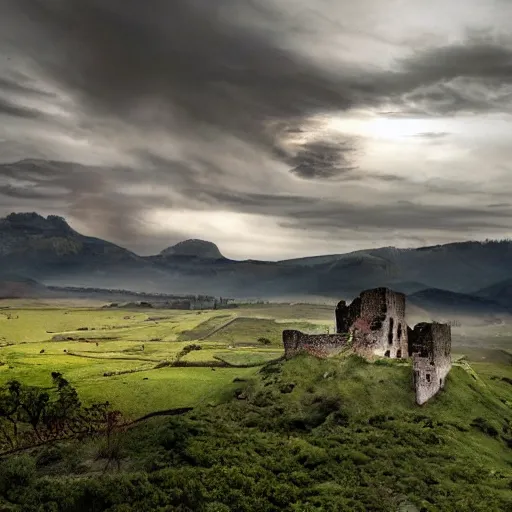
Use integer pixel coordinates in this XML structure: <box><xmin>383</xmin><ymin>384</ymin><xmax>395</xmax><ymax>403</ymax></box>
<box><xmin>0</xmin><ymin>354</ymin><xmax>511</xmax><ymax>511</ymax></box>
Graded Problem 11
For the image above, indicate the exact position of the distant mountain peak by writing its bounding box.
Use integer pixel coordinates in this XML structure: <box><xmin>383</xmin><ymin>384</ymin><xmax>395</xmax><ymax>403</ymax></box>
<box><xmin>159</xmin><ymin>239</ymin><xmax>224</xmax><ymax>260</ymax></box>
<box><xmin>2</xmin><ymin>212</ymin><xmax>73</xmax><ymax>234</ymax></box>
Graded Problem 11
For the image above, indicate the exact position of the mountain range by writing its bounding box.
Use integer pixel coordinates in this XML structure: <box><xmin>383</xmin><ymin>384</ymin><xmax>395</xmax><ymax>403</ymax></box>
<box><xmin>1</xmin><ymin>212</ymin><xmax>512</xmax><ymax>319</ymax></box>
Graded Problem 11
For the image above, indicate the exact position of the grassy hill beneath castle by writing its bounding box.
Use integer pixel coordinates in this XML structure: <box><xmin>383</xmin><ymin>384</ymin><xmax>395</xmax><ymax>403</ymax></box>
<box><xmin>1</xmin><ymin>352</ymin><xmax>511</xmax><ymax>511</ymax></box>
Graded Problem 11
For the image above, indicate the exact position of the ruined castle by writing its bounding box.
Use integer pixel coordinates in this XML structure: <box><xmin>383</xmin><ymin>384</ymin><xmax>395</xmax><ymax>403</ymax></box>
<box><xmin>282</xmin><ymin>287</ymin><xmax>452</xmax><ymax>405</ymax></box>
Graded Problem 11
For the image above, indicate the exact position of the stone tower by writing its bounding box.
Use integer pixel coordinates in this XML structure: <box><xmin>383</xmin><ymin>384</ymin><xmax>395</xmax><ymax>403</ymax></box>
<box><xmin>337</xmin><ymin>287</ymin><xmax>408</xmax><ymax>359</ymax></box>
<box><xmin>409</xmin><ymin>322</ymin><xmax>452</xmax><ymax>405</ymax></box>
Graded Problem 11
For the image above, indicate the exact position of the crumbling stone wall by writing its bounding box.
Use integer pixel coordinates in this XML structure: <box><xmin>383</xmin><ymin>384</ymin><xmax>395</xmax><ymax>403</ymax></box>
<box><xmin>283</xmin><ymin>330</ymin><xmax>349</xmax><ymax>359</ymax></box>
<box><xmin>338</xmin><ymin>287</ymin><xmax>408</xmax><ymax>359</ymax></box>
<box><xmin>409</xmin><ymin>322</ymin><xmax>451</xmax><ymax>405</ymax></box>
<box><xmin>287</xmin><ymin>287</ymin><xmax>410</xmax><ymax>361</ymax></box>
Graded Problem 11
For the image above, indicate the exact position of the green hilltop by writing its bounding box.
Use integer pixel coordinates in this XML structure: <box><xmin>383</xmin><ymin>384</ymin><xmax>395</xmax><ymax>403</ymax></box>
<box><xmin>1</xmin><ymin>352</ymin><xmax>511</xmax><ymax>511</ymax></box>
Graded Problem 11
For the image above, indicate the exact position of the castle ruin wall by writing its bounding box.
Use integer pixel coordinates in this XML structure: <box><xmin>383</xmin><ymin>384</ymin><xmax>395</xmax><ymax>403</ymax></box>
<box><xmin>283</xmin><ymin>330</ymin><xmax>349</xmax><ymax>359</ymax></box>
<box><xmin>346</xmin><ymin>288</ymin><xmax>408</xmax><ymax>359</ymax></box>
<box><xmin>410</xmin><ymin>322</ymin><xmax>452</xmax><ymax>405</ymax></box>
<box><xmin>282</xmin><ymin>288</ymin><xmax>453</xmax><ymax>406</ymax></box>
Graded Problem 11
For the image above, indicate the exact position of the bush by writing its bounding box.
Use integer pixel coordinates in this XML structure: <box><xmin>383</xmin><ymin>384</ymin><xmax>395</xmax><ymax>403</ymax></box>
<box><xmin>205</xmin><ymin>503</ymin><xmax>231</xmax><ymax>512</ymax></box>
<box><xmin>332</xmin><ymin>410</ymin><xmax>350</xmax><ymax>426</ymax></box>
<box><xmin>374</xmin><ymin>359</ymin><xmax>393</xmax><ymax>366</ymax></box>
<box><xmin>95</xmin><ymin>439</ymin><xmax>125</xmax><ymax>464</ymax></box>
<box><xmin>279</xmin><ymin>383</ymin><xmax>296</xmax><ymax>394</ymax></box>
<box><xmin>35</xmin><ymin>446</ymin><xmax>64</xmax><ymax>469</ymax></box>
<box><xmin>0</xmin><ymin>454</ymin><xmax>36</xmax><ymax>494</ymax></box>
<box><xmin>471</xmin><ymin>417</ymin><xmax>499</xmax><ymax>438</ymax></box>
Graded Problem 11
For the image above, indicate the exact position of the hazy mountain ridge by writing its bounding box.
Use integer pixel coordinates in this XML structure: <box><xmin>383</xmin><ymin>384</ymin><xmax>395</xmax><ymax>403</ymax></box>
<box><xmin>2</xmin><ymin>212</ymin><xmax>512</xmax><ymax>307</ymax></box>
<box><xmin>473</xmin><ymin>278</ymin><xmax>512</xmax><ymax>309</ymax></box>
<box><xmin>407</xmin><ymin>287</ymin><xmax>512</xmax><ymax>325</ymax></box>
<box><xmin>0</xmin><ymin>212</ymin><xmax>164</xmax><ymax>290</ymax></box>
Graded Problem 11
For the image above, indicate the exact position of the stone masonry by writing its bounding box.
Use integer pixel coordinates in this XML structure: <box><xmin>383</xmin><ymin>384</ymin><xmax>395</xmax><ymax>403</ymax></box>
<box><xmin>282</xmin><ymin>287</ymin><xmax>452</xmax><ymax>405</ymax></box>
<box><xmin>282</xmin><ymin>330</ymin><xmax>349</xmax><ymax>358</ymax></box>
<box><xmin>409</xmin><ymin>322</ymin><xmax>452</xmax><ymax>405</ymax></box>
<box><xmin>337</xmin><ymin>287</ymin><xmax>409</xmax><ymax>359</ymax></box>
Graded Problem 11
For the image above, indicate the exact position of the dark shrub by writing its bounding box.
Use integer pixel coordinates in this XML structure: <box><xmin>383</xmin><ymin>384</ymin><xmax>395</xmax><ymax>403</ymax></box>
<box><xmin>0</xmin><ymin>454</ymin><xmax>36</xmax><ymax>494</ymax></box>
<box><xmin>471</xmin><ymin>417</ymin><xmax>499</xmax><ymax>437</ymax></box>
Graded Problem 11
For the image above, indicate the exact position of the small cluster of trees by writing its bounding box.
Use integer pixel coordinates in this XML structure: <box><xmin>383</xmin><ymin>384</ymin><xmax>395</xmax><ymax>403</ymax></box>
<box><xmin>482</xmin><ymin>238</ymin><xmax>512</xmax><ymax>244</ymax></box>
<box><xmin>0</xmin><ymin>372</ymin><xmax>123</xmax><ymax>452</ymax></box>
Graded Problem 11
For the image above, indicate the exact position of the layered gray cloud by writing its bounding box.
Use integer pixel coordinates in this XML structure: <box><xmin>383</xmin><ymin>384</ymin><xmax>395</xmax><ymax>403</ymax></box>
<box><xmin>0</xmin><ymin>0</ymin><xmax>512</xmax><ymax>258</ymax></box>
<box><xmin>287</xmin><ymin>140</ymin><xmax>358</xmax><ymax>179</ymax></box>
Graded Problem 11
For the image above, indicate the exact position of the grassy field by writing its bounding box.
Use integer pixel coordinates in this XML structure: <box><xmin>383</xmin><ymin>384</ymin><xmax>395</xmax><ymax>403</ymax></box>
<box><xmin>0</xmin><ymin>300</ymin><xmax>335</xmax><ymax>418</ymax></box>
<box><xmin>1</xmin><ymin>298</ymin><xmax>512</xmax><ymax>421</ymax></box>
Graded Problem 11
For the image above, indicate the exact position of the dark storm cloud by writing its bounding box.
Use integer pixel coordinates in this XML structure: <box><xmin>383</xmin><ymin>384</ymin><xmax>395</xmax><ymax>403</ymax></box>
<box><xmin>400</xmin><ymin>41</ymin><xmax>512</xmax><ymax>83</ymax></box>
<box><xmin>0</xmin><ymin>96</ymin><xmax>46</xmax><ymax>120</ymax></box>
<box><xmin>0</xmin><ymin>159</ymin><xmax>89</xmax><ymax>184</ymax></box>
<box><xmin>0</xmin><ymin>184</ymin><xmax>64</xmax><ymax>199</ymax></box>
<box><xmin>5</xmin><ymin>2</ymin><xmax>512</xmax><ymax>123</ymax></box>
<box><xmin>389</xmin><ymin>41</ymin><xmax>512</xmax><ymax>115</ymax></box>
<box><xmin>3</xmin><ymin>1</ymin><xmax>512</xmax><ymax>164</ymax></box>
<box><xmin>151</xmin><ymin>183</ymin><xmax>512</xmax><ymax>233</ymax></box>
<box><xmin>4</xmin><ymin>0</ymin><xmax>357</xmax><ymax>166</ymax></box>
<box><xmin>287</xmin><ymin>140</ymin><xmax>358</xmax><ymax>179</ymax></box>
<box><xmin>0</xmin><ymin>158</ymin><xmax>176</xmax><ymax>244</ymax></box>
<box><xmin>0</xmin><ymin>75</ymin><xmax>56</xmax><ymax>99</ymax></box>
<box><xmin>0</xmin><ymin>70</ymin><xmax>62</xmax><ymax>123</ymax></box>
<box><xmin>280</xmin><ymin>202</ymin><xmax>512</xmax><ymax>232</ymax></box>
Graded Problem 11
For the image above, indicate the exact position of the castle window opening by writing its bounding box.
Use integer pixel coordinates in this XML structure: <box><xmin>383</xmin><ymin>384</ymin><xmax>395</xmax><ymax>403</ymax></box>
<box><xmin>388</xmin><ymin>317</ymin><xmax>394</xmax><ymax>345</ymax></box>
<box><xmin>396</xmin><ymin>349</ymin><xmax>402</xmax><ymax>358</ymax></box>
<box><xmin>384</xmin><ymin>350</ymin><xmax>390</xmax><ymax>358</ymax></box>
<box><xmin>426</xmin><ymin>373</ymin><xmax>431</xmax><ymax>382</ymax></box>
<box><xmin>397</xmin><ymin>323</ymin><xmax>402</xmax><ymax>340</ymax></box>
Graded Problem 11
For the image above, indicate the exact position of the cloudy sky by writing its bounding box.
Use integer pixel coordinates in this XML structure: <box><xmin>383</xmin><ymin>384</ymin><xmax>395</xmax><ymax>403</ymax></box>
<box><xmin>1</xmin><ymin>0</ymin><xmax>512</xmax><ymax>260</ymax></box>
